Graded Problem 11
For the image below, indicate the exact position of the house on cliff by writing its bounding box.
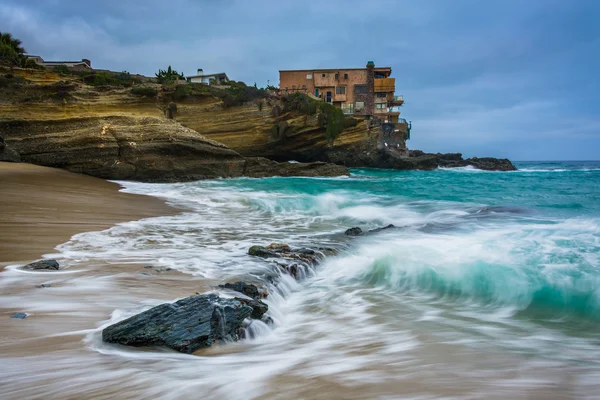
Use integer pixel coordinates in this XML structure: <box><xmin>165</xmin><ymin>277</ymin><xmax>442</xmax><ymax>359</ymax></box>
<box><xmin>279</xmin><ymin>61</ymin><xmax>406</xmax><ymax>127</ymax></box>
<box><xmin>26</xmin><ymin>56</ymin><xmax>92</xmax><ymax>70</ymax></box>
<box><xmin>186</xmin><ymin>69</ymin><xmax>230</xmax><ymax>85</ymax></box>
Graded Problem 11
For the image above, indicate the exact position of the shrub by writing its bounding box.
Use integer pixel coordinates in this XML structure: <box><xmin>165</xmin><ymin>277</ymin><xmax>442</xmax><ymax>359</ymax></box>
<box><xmin>131</xmin><ymin>86</ymin><xmax>158</xmax><ymax>97</ymax></box>
<box><xmin>52</xmin><ymin>65</ymin><xmax>70</xmax><ymax>75</ymax></box>
<box><xmin>155</xmin><ymin>66</ymin><xmax>185</xmax><ymax>84</ymax></box>
<box><xmin>173</xmin><ymin>84</ymin><xmax>192</xmax><ymax>101</ymax></box>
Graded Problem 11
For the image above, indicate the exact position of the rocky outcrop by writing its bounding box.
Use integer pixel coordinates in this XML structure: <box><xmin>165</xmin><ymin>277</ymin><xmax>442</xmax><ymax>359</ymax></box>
<box><xmin>1</xmin><ymin>116</ymin><xmax>348</xmax><ymax>181</ymax></box>
<box><xmin>102</xmin><ymin>294</ymin><xmax>253</xmax><ymax>353</ymax></box>
<box><xmin>0</xmin><ymin>69</ymin><xmax>514</xmax><ymax>175</ymax></box>
<box><xmin>23</xmin><ymin>259</ymin><xmax>60</xmax><ymax>270</ymax></box>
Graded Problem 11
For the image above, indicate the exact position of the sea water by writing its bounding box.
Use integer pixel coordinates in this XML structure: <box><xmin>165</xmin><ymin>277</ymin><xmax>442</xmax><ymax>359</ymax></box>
<box><xmin>2</xmin><ymin>161</ymin><xmax>600</xmax><ymax>399</ymax></box>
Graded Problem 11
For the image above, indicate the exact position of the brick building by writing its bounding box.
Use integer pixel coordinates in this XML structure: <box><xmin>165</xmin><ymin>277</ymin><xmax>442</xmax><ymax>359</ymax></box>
<box><xmin>279</xmin><ymin>61</ymin><xmax>405</xmax><ymax>123</ymax></box>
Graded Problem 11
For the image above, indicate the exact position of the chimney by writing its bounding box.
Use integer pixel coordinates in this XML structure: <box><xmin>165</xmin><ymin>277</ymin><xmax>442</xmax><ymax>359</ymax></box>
<box><xmin>197</xmin><ymin>68</ymin><xmax>203</xmax><ymax>76</ymax></box>
<box><xmin>365</xmin><ymin>61</ymin><xmax>375</xmax><ymax>117</ymax></box>
<box><xmin>82</xmin><ymin>59</ymin><xmax>91</xmax><ymax>67</ymax></box>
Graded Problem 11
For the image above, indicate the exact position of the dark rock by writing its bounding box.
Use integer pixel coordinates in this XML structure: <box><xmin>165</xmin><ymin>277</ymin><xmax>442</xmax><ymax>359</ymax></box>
<box><xmin>11</xmin><ymin>313</ymin><xmax>28</xmax><ymax>319</ymax></box>
<box><xmin>35</xmin><ymin>283</ymin><xmax>52</xmax><ymax>288</ymax></box>
<box><xmin>139</xmin><ymin>272</ymin><xmax>152</xmax><ymax>276</ymax></box>
<box><xmin>23</xmin><ymin>259</ymin><xmax>59</xmax><ymax>270</ymax></box>
<box><xmin>262</xmin><ymin>316</ymin><xmax>274</xmax><ymax>325</ymax></box>
<box><xmin>295</xmin><ymin>248</ymin><xmax>316</xmax><ymax>255</ymax></box>
<box><xmin>243</xmin><ymin>157</ymin><xmax>349</xmax><ymax>178</ymax></box>
<box><xmin>102</xmin><ymin>294</ymin><xmax>253</xmax><ymax>353</ymax></box>
<box><xmin>218</xmin><ymin>281</ymin><xmax>266</xmax><ymax>300</ymax></box>
<box><xmin>143</xmin><ymin>265</ymin><xmax>153</xmax><ymax>269</ymax></box>
<box><xmin>345</xmin><ymin>227</ymin><xmax>363</xmax><ymax>236</ymax></box>
<box><xmin>248</xmin><ymin>245</ymin><xmax>281</xmax><ymax>258</ymax></box>
<box><xmin>367</xmin><ymin>224</ymin><xmax>396</xmax><ymax>234</ymax></box>
<box><xmin>233</xmin><ymin>297</ymin><xmax>268</xmax><ymax>319</ymax></box>
<box><xmin>0</xmin><ymin>135</ymin><xmax>21</xmax><ymax>162</ymax></box>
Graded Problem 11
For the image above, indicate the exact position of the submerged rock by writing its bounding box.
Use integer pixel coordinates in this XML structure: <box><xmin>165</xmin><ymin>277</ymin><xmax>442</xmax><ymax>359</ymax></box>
<box><xmin>102</xmin><ymin>294</ymin><xmax>253</xmax><ymax>353</ymax></box>
<box><xmin>11</xmin><ymin>312</ymin><xmax>28</xmax><ymax>319</ymax></box>
<box><xmin>23</xmin><ymin>259</ymin><xmax>60</xmax><ymax>270</ymax></box>
<box><xmin>367</xmin><ymin>224</ymin><xmax>396</xmax><ymax>234</ymax></box>
<box><xmin>345</xmin><ymin>227</ymin><xmax>363</xmax><ymax>236</ymax></box>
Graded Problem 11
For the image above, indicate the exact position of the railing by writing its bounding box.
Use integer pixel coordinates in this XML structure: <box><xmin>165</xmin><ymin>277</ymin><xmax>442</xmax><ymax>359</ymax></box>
<box><xmin>341</xmin><ymin>104</ymin><xmax>355</xmax><ymax>115</ymax></box>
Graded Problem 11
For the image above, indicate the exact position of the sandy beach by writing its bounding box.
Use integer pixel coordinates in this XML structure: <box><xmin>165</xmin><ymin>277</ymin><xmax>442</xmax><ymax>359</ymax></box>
<box><xmin>0</xmin><ymin>162</ymin><xmax>176</xmax><ymax>264</ymax></box>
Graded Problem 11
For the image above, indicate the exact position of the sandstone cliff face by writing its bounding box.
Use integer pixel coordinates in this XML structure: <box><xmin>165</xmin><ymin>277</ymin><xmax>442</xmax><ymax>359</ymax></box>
<box><xmin>0</xmin><ymin>69</ymin><xmax>348</xmax><ymax>180</ymax></box>
<box><xmin>0</xmin><ymin>68</ymin><xmax>515</xmax><ymax>176</ymax></box>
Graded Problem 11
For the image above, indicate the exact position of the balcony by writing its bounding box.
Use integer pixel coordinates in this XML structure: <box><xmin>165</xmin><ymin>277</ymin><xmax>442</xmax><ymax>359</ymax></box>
<box><xmin>374</xmin><ymin>77</ymin><xmax>395</xmax><ymax>93</ymax></box>
<box><xmin>388</xmin><ymin>95</ymin><xmax>404</xmax><ymax>107</ymax></box>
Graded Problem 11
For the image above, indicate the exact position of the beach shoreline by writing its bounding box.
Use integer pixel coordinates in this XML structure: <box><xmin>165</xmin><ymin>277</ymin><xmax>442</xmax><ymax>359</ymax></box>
<box><xmin>0</xmin><ymin>162</ymin><xmax>178</xmax><ymax>265</ymax></box>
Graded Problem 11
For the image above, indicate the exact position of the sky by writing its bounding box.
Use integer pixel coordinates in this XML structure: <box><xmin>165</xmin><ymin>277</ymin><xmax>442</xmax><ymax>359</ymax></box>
<box><xmin>1</xmin><ymin>0</ymin><xmax>599</xmax><ymax>160</ymax></box>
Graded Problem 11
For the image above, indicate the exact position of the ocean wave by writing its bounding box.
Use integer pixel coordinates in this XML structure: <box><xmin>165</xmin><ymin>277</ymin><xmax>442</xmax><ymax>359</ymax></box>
<box><xmin>320</xmin><ymin>217</ymin><xmax>600</xmax><ymax>320</ymax></box>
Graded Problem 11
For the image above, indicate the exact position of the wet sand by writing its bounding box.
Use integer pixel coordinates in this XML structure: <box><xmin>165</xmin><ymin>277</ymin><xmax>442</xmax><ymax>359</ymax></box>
<box><xmin>0</xmin><ymin>162</ymin><xmax>176</xmax><ymax>264</ymax></box>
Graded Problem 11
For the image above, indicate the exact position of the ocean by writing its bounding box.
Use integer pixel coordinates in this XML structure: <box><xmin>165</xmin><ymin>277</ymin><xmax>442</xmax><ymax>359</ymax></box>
<box><xmin>3</xmin><ymin>161</ymin><xmax>600</xmax><ymax>399</ymax></box>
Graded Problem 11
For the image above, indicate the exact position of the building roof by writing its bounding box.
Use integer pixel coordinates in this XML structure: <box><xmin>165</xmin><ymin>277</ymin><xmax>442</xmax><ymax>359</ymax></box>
<box><xmin>280</xmin><ymin>67</ymin><xmax>392</xmax><ymax>73</ymax></box>
<box><xmin>42</xmin><ymin>61</ymin><xmax>89</xmax><ymax>64</ymax></box>
<box><xmin>186</xmin><ymin>72</ymin><xmax>229</xmax><ymax>79</ymax></box>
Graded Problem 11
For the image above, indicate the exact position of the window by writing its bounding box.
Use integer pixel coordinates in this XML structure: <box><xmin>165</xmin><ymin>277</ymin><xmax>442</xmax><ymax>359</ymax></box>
<box><xmin>335</xmin><ymin>73</ymin><xmax>339</xmax><ymax>80</ymax></box>
<box><xmin>322</xmin><ymin>73</ymin><xmax>326</xmax><ymax>78</ymax></box>
<box><xmin>302</xmin><ymin>84</ymin><xmax>306</xmax><ymax>89</ymax></box>
<box><xmin>354</xmin><ymin>85</ymin><xmax>368</xmax><ymax>94</ymax></box>
<box><xmin>376</xmin><ymin>103</ymin><xmax>387</xmax><ymax>110</ymax></box>
<box><xmin>344</xmin><ymin>73</ymin><xmax>348</xmax><ymax>79</ymax></box>
<box><xmin>335</xmin><ymin>86</ymin><xmax>346</xmax><ymax>95</ymax></box>
<box><xmin>306</xmin><ymin>74</ymin><xmax>313</xmax><ymax>79</ymax></box>
<box><xmin>376</xmin><ymin>92</ymin><xmax>387</xmax><ymax>98</ymax></box>
<box><xmin>355</xmin><ymin>101</ymin><xmax>365</xmax><ymax>110</ymax></box>
<box><xmin>374</xmin><ymin>72</ymin><xmax>386</xmax><ymax>78</ymax></box>
<box><xmin>292</xmin><ymin>85</ymin><xmax>296</xmax><ymax>89</ymax></box>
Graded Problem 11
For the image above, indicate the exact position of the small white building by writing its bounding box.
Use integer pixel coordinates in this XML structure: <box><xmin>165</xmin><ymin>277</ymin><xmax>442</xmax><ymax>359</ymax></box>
<box><xmin>26</xmin><ymin>56</ymin><xmax>92</xmax><ymax>69</ymax></box>
<box><xmin>186</xmin><ymin>69</ymin><xmax>229</xmax><ymax>85</ymax></box>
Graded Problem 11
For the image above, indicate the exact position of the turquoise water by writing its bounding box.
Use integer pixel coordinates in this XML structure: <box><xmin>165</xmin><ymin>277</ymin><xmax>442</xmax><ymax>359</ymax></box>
<box><xmin>4</xmin><ymin>161</ymin><xmax>600</xmax><ymax>399</ymax></box>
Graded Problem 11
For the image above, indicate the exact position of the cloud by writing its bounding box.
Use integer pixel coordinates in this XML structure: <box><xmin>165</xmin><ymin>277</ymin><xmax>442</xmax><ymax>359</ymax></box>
<box><xmin>1</xmin><ymin>0</ymin><xmax>599</xmax><ymax>160</ymax></box>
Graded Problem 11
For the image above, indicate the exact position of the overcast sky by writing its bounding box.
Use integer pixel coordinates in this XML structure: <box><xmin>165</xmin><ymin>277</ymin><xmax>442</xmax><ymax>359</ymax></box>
<box><xmin>1</xmin><ymin>0</ymin><xmax>599</xmax><ymax>160</ymax></box>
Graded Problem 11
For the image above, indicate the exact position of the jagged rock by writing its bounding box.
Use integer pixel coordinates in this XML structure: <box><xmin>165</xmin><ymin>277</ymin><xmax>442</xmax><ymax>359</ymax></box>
<box><xmin>11</xmin><ymin>313</ymin><xmax>28</xmax><ymax>319</ymax></box>
<box><xmin>345</xmin><ymin>227</ymin><xmax>363</xmax><ymax>236</ymax></box>
<box><xmin>248</xmin><ymin>245</ymin><xmax>281</xmax><ymax>258</ymax></box>
<box><xmin>23</xmin><ymin>259</ymin><xmax>59</xmax><ymax>270</ymax></box>
<box><xmin>102</xmin><ymin>294</ymin><xmax>253</xmax><ymax>353</ymax></box>
<box><xmin>218</xmin><ymin>281</ymin><xmax>267</xmax><ymax>299</ymax></box>
<box><xmin>233</xmin><ymin>297</ymin><xmax>268</xmax><ymax>319</ymax></box>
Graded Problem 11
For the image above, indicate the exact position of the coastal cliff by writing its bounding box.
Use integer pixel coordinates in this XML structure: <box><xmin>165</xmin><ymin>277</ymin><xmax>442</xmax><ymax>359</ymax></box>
<box><xmin>0</xmin><ymin>68</ymin><xmax>515</xmax><ymax>179</ymax></box>
<box><xmin>0</xmin><ymin>69</ymin><xmax>348</xmax><ymax>180</ymax></box>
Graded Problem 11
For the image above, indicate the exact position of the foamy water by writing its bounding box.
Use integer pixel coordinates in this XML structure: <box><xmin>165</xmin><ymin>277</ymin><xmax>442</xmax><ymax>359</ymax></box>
<box><xmin>2</xmin><ymin>161</ymin><xmax>600</xmax><ymax>399</ymax></box>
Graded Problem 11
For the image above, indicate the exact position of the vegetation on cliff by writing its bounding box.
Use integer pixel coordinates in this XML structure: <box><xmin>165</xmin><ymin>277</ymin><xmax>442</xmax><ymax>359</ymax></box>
<box><xmin>0</xmin><ymin>32</ymin><xmax>43</xmax><ymax>69</ymax></box>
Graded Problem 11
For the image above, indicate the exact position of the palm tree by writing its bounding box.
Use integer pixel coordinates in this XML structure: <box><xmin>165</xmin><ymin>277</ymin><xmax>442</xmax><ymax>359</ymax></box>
<box><xmin>0</xmin><ymin>32</ymin><xmax>27</xmax><ymax>66</ymax></box>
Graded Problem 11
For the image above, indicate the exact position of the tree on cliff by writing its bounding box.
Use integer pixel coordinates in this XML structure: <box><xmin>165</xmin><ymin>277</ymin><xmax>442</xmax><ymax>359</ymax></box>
<box><xmin>155</xmin><ymin>66</ymin><xmax>185</xmax><ymax>83</ymax></box>
<box><xmin>0</xmin><ymin>32</ymin><xmax>26</xmax><ymax>66</ymax></box>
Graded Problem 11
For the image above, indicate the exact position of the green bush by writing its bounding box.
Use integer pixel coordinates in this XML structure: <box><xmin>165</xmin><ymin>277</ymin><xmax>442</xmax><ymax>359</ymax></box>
<box><xmin>173</xmin><ymin>84</ymin><xmax>193</xmax><ymax>101</ymax></box>
<box><xmin>131</xmin><ymin>86</ymin><xmax>158</xmax><ymax>97</ymax></box>
<box><xmin>52</xmin><ymin>65</ymin><xmax>70</xmax><ymax>75</ymax></box>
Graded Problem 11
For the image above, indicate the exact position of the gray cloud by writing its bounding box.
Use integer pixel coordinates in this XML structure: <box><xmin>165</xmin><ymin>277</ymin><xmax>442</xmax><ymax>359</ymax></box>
<box><xmin>1</xmin><ymin>0</ymin><xmax>598</xmax><ymax>160</ymax></box>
